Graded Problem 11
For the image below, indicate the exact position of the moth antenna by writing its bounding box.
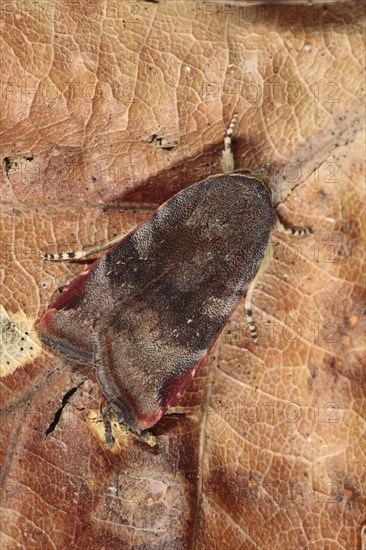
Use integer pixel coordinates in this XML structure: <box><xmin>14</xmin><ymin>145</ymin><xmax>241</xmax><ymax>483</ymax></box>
<box><xmin>221</xmin><ymin>113</ymin><xmax>238</xmax><ymax>174</ymax></box>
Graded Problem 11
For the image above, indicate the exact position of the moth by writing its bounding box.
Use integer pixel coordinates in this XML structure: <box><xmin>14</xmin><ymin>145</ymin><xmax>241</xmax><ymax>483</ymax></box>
<box><xmin>37</xmin><ymin>115</ymin><xmax>311</xmax><ymax>440</ymax></box>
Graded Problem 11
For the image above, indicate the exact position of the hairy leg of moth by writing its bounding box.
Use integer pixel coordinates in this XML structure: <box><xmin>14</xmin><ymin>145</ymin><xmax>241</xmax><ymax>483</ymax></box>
<box><xmin>102</xmin><ymin>404</ymin><xmax>157</xmax><ymax>447</ymax></box>
<box><xmin>221</xmin><ymin>114</ymin><xmax>238</xmax><ymax>174</ymax></box>
<box><xmin>245</xmin><ymin>218</ymin><xmax>312</xmax><ymax>341</ymax></box>
<box><xmin>244</xmin><ymin>240</ymin><xmax>272</xmax><ymax>343</ymax></box>
<box><xmin>41</xmin><ymin>234</ymin><xmax>126</xmax><ymax>261</ymax></box>
<box><xmin>276</xmin><ymin>219</ymin><xmax>313</xmax><ymax>237</ymax></box>
<box><xmin>101</xmin><ymin>406</ymin><xmax>115</xmax><ymax>448</ymax></box>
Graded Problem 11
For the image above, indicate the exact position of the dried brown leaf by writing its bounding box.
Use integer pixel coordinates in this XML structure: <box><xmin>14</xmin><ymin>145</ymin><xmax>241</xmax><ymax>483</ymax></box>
<box><xmin>1</xmin><ymin>1</ymin><xmax>365</xmax><ymax>549</ymax></box>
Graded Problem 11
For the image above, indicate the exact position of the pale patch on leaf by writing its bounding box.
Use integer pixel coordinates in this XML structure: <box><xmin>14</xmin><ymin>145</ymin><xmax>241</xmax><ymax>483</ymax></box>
<box><xmin>0</xmin><ymin>305</ymin><xmax>42</xmax><ymax>376</ymax></box>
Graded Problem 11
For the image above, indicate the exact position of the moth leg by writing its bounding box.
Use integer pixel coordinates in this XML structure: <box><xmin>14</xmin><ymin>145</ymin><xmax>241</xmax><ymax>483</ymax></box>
<box><xmin>110</xmin><ymin>407</ymin><xmax>157</xmax><ymax>447</ymax></box>
<box><xmin>244</xmin><ymin>240</ymin><xmax>273</xmax><ymax>343</ymax></box>
<box><xmin>41</xmin><ymin>234</ymin><xmax>125</xmax><ymax>261</ymax></box>
<box><xmin>246</xmin><ymin>220</ymin><xmax>313</xmax><ymax>340</ymax></box>
<box><xmin>102</xmin><ymin>404</ymin><xmax>157</xmax><ymax>447</ymax></box>
<box><xmin>275</xmin><ymin>218</ymin><xmax>313</xmax><ymax>237</ymax></box>
<box><xmin>101</xmin><ymin>406</ymin><xmax>115</xmax><ymax>448</ymax></box>
<box><xmin>221</xmin><ymin>113</ymin><xmax>238</xmax><ymax>174</ymax></box>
